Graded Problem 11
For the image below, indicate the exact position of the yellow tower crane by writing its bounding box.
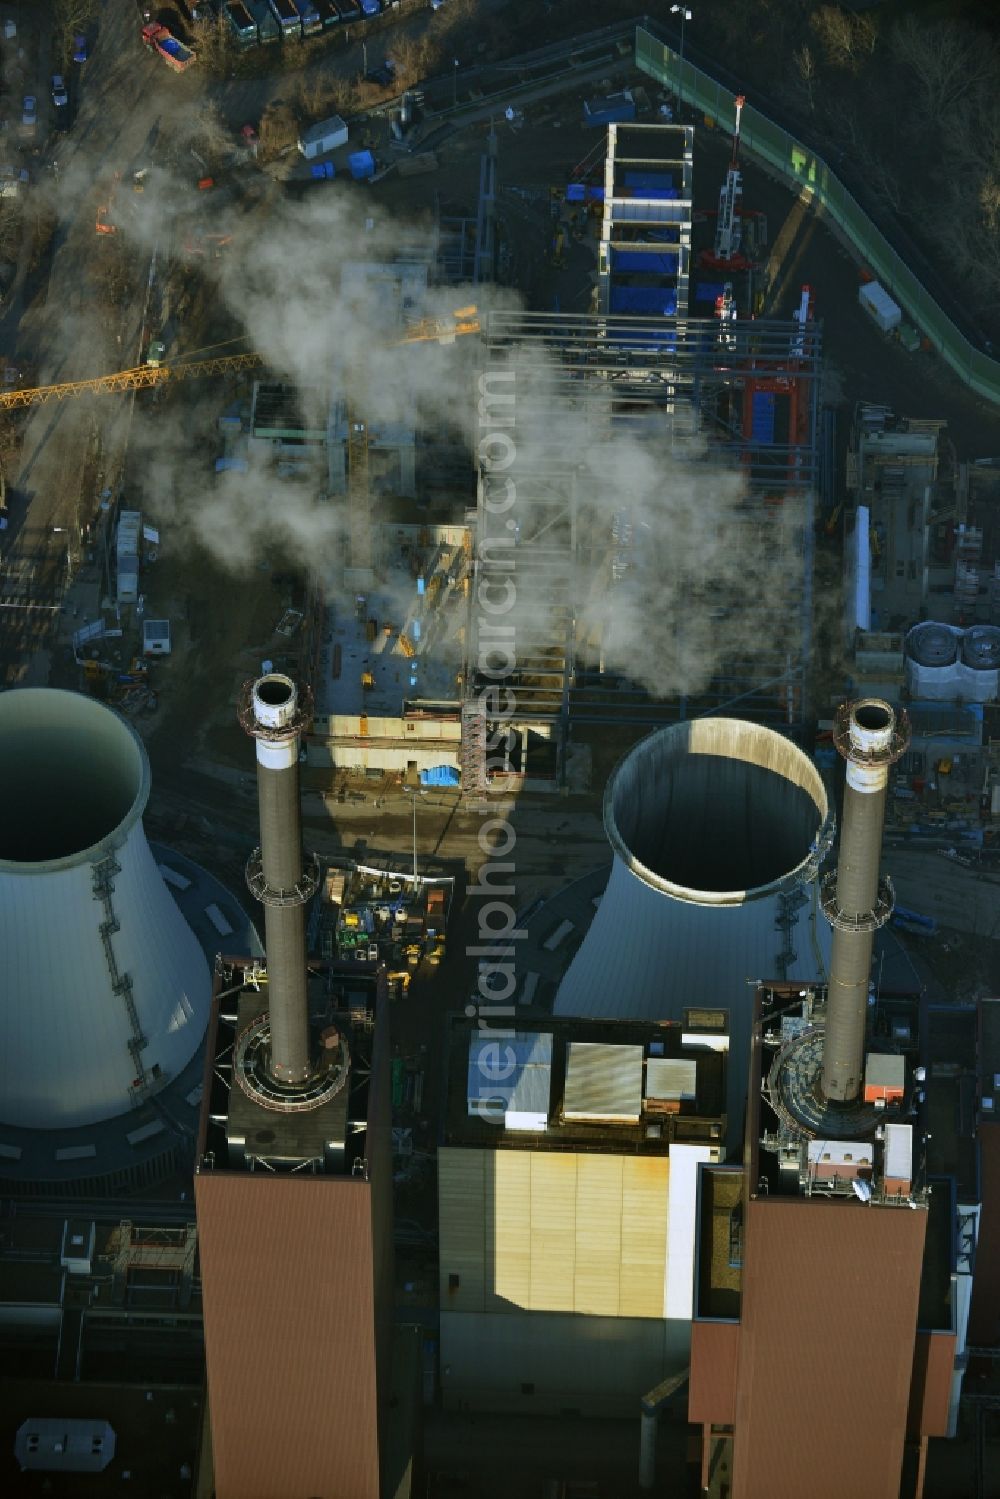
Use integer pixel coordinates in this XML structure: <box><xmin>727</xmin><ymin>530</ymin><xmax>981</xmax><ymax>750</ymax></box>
<box><xmin>0</xmin><ymin>352</ymin><xmax>263</xmax><ymax>410</ymax></box>
<box><xmin>0</xmin><ymin>309</ymin><xmax>481</xmax><ymax>412</ymax></box>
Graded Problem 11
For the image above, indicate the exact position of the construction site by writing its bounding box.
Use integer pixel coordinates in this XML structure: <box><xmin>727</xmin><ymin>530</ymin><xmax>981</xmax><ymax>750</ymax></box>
<box><xmin>3</xmin><ymin>4</ymin><xmax>1000</xmax><ymax>1499</ymax></box>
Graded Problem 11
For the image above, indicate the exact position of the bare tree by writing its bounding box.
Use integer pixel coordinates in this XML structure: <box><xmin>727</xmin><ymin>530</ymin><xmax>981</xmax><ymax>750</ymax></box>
<box><xmin>891</xmin><ymin>17</ymin><xmax>995</xmax><ymax>118</ymax></box>
<box><xmin>791</xmin><ymin>44</ymin><xmax>818</xmax><ymax>113</ymax></box>
<box><xmin>53</xmin><ymin>0</ymin><xmax>98</xmax><ymax>67</ymax></box>
<box><xmin>192</xmin><ymin>16</ymin><xmax>236</xmax><ymax>79</ymax></box>
<box><xmin>258</xmin><ymin>99</ymin><xmax>299</xmax><ymax>162</ymax></box>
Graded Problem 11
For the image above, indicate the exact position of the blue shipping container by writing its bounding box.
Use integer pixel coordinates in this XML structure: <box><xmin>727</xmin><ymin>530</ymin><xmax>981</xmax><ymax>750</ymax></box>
<box><xmin>583</xmin><ymin>95</ymin><xmax>637</xmax><ymax>127</ymax></box>
<box><xmin>751</xmin><ymin>391</ymin><xmax>776</xmax><ymax>445</ymax></box>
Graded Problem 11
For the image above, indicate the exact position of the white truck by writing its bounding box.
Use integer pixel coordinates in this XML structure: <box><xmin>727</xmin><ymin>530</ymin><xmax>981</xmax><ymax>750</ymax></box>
<box><xmin>859</xmin><ymin>280</ymin><xmax>902</xmax><ymax>335</ymax></box>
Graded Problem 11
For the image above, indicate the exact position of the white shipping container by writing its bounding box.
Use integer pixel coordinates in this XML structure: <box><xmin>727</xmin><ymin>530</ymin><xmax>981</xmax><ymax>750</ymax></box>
<box><xmin>859</xmin><ymin>281</ymin><xmax>901</xmax><ymax>334</ymax></box>
<box><xmin>298</xmin><ymin>114</ymin><xmax>348</xmax><ymax>161</ymax></box>
<box><xmin>884</xmin><ymin>1122</ymin><xmax>913</xmax><ymax>1182</ymax></box>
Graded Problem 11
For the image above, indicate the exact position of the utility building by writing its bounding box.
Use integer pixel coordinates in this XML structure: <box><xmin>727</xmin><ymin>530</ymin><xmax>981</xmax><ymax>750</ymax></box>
<box><xmin>690</xmin><ymin>702</ymin><xmax>955</xmax><ymax>1497</ymax></box>
<box><xmin>438</xmin><ymin>1011</ymin><xmax>727</xmax><ymax>1416</ymax></box>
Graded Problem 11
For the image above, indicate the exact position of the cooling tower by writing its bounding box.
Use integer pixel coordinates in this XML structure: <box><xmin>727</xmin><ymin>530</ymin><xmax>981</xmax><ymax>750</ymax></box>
<box><xmin>0</xmin><ymin>689</ymin><xmax>211</xmax><ymax>1131</ymax></box>
<box><xmin>554</xmin><ymin>718</ymin><xmax>834</xmax><ymax>1140</ymax></box>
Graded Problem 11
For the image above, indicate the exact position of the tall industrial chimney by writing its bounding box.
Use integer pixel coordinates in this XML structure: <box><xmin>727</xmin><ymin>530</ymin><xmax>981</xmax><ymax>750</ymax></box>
<box><xmin>819</xmin><ymin>698</ymin><xmax>909</xmax><ymax>1103</ymax></box>
<box><xmin>239</xmin><ymin>673</ymin><xmax>319</xmax><ymax>1086</ymax></box>
<box><xmin>554</xmin><ymin>718</ymin><xmax>834</xmax><ymax>1141</ymax></box>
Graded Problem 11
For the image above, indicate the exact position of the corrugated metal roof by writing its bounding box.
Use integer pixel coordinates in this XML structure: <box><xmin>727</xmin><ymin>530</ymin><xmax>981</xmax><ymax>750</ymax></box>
<box><xmin>865</xmin><ymin>1054</ymin><xmax>905</xmax><ymax>1089</ymax></box>
<box><xmin>732</xmin><ymin>1198</ymin><xmax>926</xmax><ymax>1499</ymax></box>
<box><xmin>646</xmin><ymin>1057</ymin><xmax>697</xmax><ymax>1101</ymax></box>
<box><xmin>884</xmin><ymin>1123</ymin><xmax>913</xmax><ymax>1181</ymax></box>
<box><xmin>563</xmin><ymin>1042</ymin><xmax>643</xmax><ymax>1123</ymax></box>
<box><xmin>196</xmin><ymin>1172</ymin><xmax>381</xmax><ymax>1499</ymax></box>
<box><xmin>467</xmin><ymin>1031</ymin><xmax>552</xmax><ymax>1126</ymax></box>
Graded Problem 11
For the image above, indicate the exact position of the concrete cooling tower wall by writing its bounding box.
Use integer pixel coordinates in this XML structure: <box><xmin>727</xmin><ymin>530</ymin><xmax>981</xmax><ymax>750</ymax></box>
<box><xmin>0</xmin><ymin>689</ymin><xmax>210</xmax><ymax>1130</ymax></box>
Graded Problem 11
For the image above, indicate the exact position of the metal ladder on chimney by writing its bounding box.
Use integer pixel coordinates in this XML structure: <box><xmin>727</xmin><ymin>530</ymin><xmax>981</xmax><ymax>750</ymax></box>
<box><xmin>92</xmin><ymin>854</ymin><xmax>148</xmax><ymax>1091</ymax></box>
<box><xmin>773</xmin><ymin>887</ymin><xmax>808</xmax><ymax>979</ymax></box>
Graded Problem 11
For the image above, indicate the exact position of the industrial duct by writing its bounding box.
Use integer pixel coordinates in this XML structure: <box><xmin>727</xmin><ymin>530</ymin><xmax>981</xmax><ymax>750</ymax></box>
<box><xmin>0</xmin><ymin>689</ymin><xmax>210</xmax><ymax>1130</ymax></box>
<box><xmin>554</xmin><ymin>718</ymin><xmax>834</xmax><ymax>1139</ymax></box>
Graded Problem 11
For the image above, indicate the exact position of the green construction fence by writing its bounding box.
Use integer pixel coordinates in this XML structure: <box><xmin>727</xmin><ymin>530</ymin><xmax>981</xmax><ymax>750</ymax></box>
<box><xmin>635</xmin><ymin>25</ymin><xmax>1000</xmax><ymax>406</ymax></box>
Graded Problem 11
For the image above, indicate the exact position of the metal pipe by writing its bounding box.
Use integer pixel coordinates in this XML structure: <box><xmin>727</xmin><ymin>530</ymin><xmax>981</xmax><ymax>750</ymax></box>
<box><xmin>820</xmin><ymin>699</ymin><xmax>909</xmax><ymax>1102</ymax></box>
<box><xmin>242</xmin><ymin>674</ymin><xmax>314</xmax><ymax>1085</ymax></box>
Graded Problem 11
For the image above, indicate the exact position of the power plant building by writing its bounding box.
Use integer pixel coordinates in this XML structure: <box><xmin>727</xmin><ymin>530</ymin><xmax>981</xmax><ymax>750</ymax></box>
<box><xmin>438</xmin><ymin>1010</ymin><xmax>728</xmax><ymax>1415</ymax></box>
<box><xmin>195</xmin><ymin>675</ymin><xmax>394</xmax><ymax>1499</ymax></box>
<box><xmin>689</xmin><ymin>984</ymin><xmax>955</xmax><ymax>1499</ymax></box>
<box><xmin>688</xmin><ymin>701</ymin><xmax>954</xmax><ymax>1495</ymax></box>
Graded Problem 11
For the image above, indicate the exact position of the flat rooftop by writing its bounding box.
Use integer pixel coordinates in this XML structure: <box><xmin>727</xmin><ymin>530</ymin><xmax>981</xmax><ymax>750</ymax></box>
<box><xmin>317</xmin><ymin>530</ymin><xmax>468</xmax><ymax>718</ymax></box>
<box><xmin>444</xmin><ymin>1010</ymin><xmax>726</xmax><ymax>1155</ymax></box>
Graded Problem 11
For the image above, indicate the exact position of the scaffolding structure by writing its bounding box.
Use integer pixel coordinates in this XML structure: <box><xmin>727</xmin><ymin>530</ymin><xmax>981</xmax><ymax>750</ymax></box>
<box><xmin>465</xmin><ymin>309</ymin><xmax>821</xmax><ymax>779</ymax></box>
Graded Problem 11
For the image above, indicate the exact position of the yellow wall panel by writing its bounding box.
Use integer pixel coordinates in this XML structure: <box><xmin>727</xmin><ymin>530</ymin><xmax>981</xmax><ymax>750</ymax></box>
<box><xmin>529</xmin><ymin>1155</ymin><xmax>577</xmax><ymax>1311</ymax></box>
<box><xmin>620</xmin><ymin>1156</ymin><xmax>669</xmax><ymax>1317</ymax></box>
<box><xmin>574</xmin><ymin>1155</ymin><xmax>624</xmax><ymax>1315</ymax></box>
<box><xmin>438</xmin><ymin>1149</ymin><xmax>486</xmax><ymax>1311</ymax></box>
<box><xmin>490</xmin><ymin>1152</ymin><xmax>532</xmax><ymax>1311</ymax></box>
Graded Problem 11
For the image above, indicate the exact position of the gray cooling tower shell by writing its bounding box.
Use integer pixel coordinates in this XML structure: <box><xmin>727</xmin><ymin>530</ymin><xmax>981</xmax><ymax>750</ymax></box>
<box><xmin>0</xmin><ymin>689</ymin><xmax>211</xmax><ymax>1130</ymax></box>
<box><xmin>554</xmin><ymin>718</ymin><xmax>834</xmax><ymax>1142</ymax></box>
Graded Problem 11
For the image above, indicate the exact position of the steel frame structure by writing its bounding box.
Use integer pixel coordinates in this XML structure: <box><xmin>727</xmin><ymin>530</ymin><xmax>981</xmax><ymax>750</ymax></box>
<box><xmin>465</xmin><ymin>310</ymin><xmax>821</xmax><ymax>781</ymax></box>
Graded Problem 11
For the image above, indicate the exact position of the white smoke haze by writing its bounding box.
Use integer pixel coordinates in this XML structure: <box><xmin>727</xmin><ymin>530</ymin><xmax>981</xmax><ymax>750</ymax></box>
<box><xmin>476</xmin><ymin>343</ymin><xmax>805</xmax><ymax>705</ymax></box>
<box><xmin>48</xmin><ymin>131</ymin><xmax>809</xmax><ymax>713</ymax></box>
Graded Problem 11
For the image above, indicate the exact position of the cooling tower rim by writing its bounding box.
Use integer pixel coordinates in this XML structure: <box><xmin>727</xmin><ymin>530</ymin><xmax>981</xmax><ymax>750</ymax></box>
<box><xmin>0</xmin><ymin>687</ymin><xmax>150</xmax><ymax>875</ymax></box>
<box><xmin>603</xmin><ymin>717</ymin><xmax>834</xmax><ymax>908</ymax></box>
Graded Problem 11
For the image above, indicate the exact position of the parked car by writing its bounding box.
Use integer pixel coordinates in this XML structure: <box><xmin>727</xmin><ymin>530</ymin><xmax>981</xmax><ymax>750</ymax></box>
<box><xmin>72</xmin><ymin>34</ymin><xmax>89</xmax><ymax>63</ymax></box>
<box><xmin>21</xmin><ymin>96</ymin><xmax>36</xmax><ymax>130</ymax></box>
<box><xmin>51</xmin><ymin>74</ymin><xmax>68</xmax><ymax>108</ymax></box>
<box><xmin>365</xmin><ymin>58</ymin><xmax>396</xmax><ymax>87</ymax></box>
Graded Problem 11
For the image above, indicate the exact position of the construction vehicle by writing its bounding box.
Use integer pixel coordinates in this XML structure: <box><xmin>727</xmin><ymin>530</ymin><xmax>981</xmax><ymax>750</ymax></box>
<box><xmin>699</xmin><ymin>95</ymin><xmax>753</xmax><ymax>273</ymax></box>
<box><xmin>141</xmin><ymin>23</ymin><xmax>197</xmax><ymax>73</ymax></box>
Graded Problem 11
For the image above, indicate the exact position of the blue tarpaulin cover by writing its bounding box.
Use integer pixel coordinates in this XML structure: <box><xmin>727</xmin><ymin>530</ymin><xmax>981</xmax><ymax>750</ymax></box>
<box><xmin>348</xmin><ymin>150</ymin><xmax>376</xmax><ymax>181</ymax></box>
<box><xmin>420</xmin><ymin>765</ymin><xmax>461</xmax><ymax>786</ymax></box>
